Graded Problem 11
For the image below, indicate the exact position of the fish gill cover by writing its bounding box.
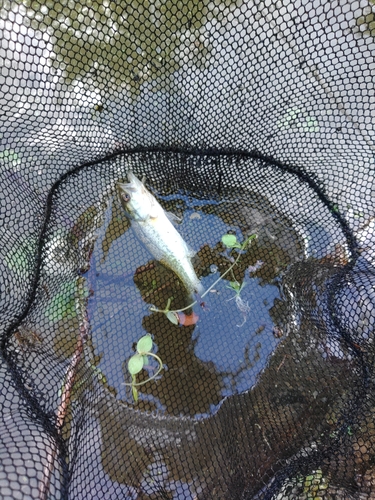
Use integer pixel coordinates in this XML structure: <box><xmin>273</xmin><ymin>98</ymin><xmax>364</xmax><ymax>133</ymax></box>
<box><xmin>1</xmin><ymin>1</ymin><xmax>375</xmax><ymax>499</ymax></box>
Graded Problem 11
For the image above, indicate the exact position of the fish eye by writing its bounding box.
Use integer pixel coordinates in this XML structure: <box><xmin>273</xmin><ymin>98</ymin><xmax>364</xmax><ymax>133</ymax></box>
<box><xmin>122</xmin><ymin>193</ymin><xmax>131</xmax><ymax>202</ymax></box>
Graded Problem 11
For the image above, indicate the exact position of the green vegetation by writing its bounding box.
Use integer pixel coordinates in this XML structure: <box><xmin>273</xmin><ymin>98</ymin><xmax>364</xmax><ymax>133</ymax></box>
<box><xmin>4</xmin><ymin>237</ymin><xmax>36</xmax><ymax>280</ymax></box>
<box><xmin>0</xmin><ymin>149</ymin><xmax>21</xmax><ymax>167</ymax></box>
<box><xmin>124</xmin><ymin>334</ymin><xmax>163</xmax><ymax>402</ymax></box>
<box><xmin>126</xmin><ymin>233</ymin><xmax>256</xmax><ymax>401</ymax></box>
<box><xmin>150</xmin><ymin>232</ymin><xmax>257</xmax><ymax>320</ymax></box>
<box><xmin>302</xmin><ymin>469</ymin><xmax>330</xmax><ymax>498</ymax></box>
<box><xmin>45</xmin><ymin>281</ymin><xmax>78</xmax><ymax>322</ymax></box>
<box><xmin>354</xmin><ymin>1</ymin><xmax>375</xmax><ymax>37</ymax></box>
<box><xmin>45</xmin><ymin>278</ymin><xmax>89</xmax><ymax>323</ymax></box>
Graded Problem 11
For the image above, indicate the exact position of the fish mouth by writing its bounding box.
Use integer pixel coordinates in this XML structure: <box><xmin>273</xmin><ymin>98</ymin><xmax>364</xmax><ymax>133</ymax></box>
<box><xmin>117</xmin><ymin>172</ymin><xmax>142</xmax><ymax>197</ymax></box>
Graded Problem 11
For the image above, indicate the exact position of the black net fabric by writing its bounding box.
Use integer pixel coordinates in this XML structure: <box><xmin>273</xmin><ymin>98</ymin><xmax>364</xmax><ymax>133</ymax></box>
<box><xmin>1</xmin><ymin>1</ymin><xmax>375</xmax><ymax>499</ymax></box>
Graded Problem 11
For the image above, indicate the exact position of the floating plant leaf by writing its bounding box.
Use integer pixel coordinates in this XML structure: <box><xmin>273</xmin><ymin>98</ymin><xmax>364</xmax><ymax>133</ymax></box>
<box><xmin>166</xmin><ymin>311</ymin><xmax>179</xmax><ymax>325</ymax></box>
<box><xmin>45</xmin><ymin>280</ymin><xmax>77</xmax><ymax>323</ymax></box>
<box><xmin>128</xmin><ymin>354</ymin><xmax>144</xmax><ymax>376</ymax></box>
<box><xmin>221</xmin><ymin>234</ymin><xmax>241</xmax><ymax>248</ymax></box>
<box><xmin>302</xmin><ymin>468</ymin><xmax>329</xmax><ymax>493</ymax></box>
<box><xmin>136</xmin><ymin>334</ymin><xmax>153</xmax><ymax>353</ymax></box>
<box><xmin>228</xmin><ymin>281</ymin><xmax>242</xmax><ymax>293</ymax></box>
<box><xmin>142</xmin><ymin>355</ymin><xmax>149</xmax><ymax>366</ymax></box>
<box><xmin>5</xmin><ymin>238</ymin><xmax>36</xmax><ymax>279</ymax></box>
<box><xmin>245</xmin><ymin>234</ymin><xmax>257</xmax><ymax>244</ymax></box>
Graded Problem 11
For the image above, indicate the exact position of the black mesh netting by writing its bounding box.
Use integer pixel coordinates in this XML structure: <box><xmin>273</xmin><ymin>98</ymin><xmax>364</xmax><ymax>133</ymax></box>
<box><xmin>1</xmin><ymin>1</ymin><xmax>375</xmax><ymax>499</ymax></box>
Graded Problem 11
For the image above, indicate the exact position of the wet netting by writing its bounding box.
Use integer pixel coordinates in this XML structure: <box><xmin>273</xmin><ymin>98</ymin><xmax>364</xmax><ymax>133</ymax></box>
<box><xmin>1</xmin><ymin>1</ymin><xmax>375</xmax><ymax>499</ymax></box>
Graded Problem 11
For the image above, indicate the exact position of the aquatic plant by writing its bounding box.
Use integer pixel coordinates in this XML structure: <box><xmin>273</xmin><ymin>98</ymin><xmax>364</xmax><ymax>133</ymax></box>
<box><xmin>150</xmin><ymin>233</ymin><xmax>257</xmax><ymax>321</ymax></box>
<box><xmin>226</xmin><ymin>280</ymin><xmax>251</xmax><ymax>328</ymax></box>
<box><xmin>124</xmin><ymin>334</ymin><xmax>163</xmax><ymax>402</ymax></box>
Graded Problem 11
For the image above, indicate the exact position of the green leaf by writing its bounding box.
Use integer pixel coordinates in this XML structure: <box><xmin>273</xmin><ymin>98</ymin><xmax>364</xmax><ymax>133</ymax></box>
<box><xmin>5</xmin><ymin>238</ymin><xmax>36</xmax><ymax>279</ymax></box>
<box><xmin>244</xmin><ymin>234</ymin><xmax>257</xmax><ymax>244</ymax></box>
<box><xmin>128</xmin><ymin>354</ymin><xmax>144</xmax><ymax>375</ymax></box>
<box><xmin>166</xmin><ymin>311</ymin><xmax>179</xmax><ymax>325</ymax></box>
<box><xmin>221</xmin><ymin>234</ymin><xmax>240</xmax><ymax>248</ymax></box>
<box><xmin>0</xmin><ymin>148</ymin><xmax>21</xmax><ymax>166</ymax></box>
<box><xmin>228</xmin><ymin>281</ymin><xmax>241</xmax><ymax>292</ymax></box>
<box><xmin>45</xmin><ymin>280</ymin><xmax>78</xmax><ymax>322</ymax></box>
<box><xmin>136</xmin><ymin>334</ymin><xmax>153</xmax><ymax>353</ymax></box>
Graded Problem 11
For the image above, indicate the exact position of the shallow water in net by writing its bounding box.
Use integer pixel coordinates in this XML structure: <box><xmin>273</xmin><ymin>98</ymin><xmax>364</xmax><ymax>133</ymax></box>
<box><xmin>80</xmin><ymin>185</ymin><xmax>302</xmax><ymax>418</ymax></box>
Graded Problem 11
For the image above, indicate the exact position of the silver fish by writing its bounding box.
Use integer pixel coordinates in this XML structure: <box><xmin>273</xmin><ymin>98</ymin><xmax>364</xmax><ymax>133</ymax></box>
<box><xmin>117</xmin><ymin>172</ymin><xmax>203</xmax><ymax>296</ymax></box>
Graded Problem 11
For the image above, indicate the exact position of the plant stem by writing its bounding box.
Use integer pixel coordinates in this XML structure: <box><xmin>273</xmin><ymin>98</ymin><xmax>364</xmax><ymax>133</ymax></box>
<box><xmin>123</xmin><ymin>352</ymin><xmax>163</xmax><ymax>387</ymax></box>
<box><xmin>150</xmin><ymin>234</ymin><xmax>256</xmax><ymax>315</ymax></box>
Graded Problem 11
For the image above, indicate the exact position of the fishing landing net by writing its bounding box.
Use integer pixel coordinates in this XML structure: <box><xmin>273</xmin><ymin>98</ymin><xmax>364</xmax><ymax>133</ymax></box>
<box><xmin>1</xmin><ymin>1</ymin><xmax>375</xmax><ymax>498</ymax></box>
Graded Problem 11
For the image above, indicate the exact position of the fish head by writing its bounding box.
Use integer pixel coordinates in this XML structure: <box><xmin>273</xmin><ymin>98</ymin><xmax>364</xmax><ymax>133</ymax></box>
<box><xmin>117</xmin><ymin>172</ymin><xmax>155</xmax><ymax>221</ymax></box>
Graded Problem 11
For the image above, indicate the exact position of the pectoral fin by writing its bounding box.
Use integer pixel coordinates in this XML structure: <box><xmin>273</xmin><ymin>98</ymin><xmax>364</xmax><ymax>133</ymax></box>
<box><xmin>184</xmin><ymin>242</ymin><xmax>196</xmax><ymax>258</ymax></box>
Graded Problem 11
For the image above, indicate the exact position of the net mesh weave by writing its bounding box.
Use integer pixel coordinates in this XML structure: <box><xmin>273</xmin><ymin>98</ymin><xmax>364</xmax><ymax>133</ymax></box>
<box><xmin>1</xmin><ymin>0</ymin><xmax>375</xmax><ymax>499</ymax></box>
